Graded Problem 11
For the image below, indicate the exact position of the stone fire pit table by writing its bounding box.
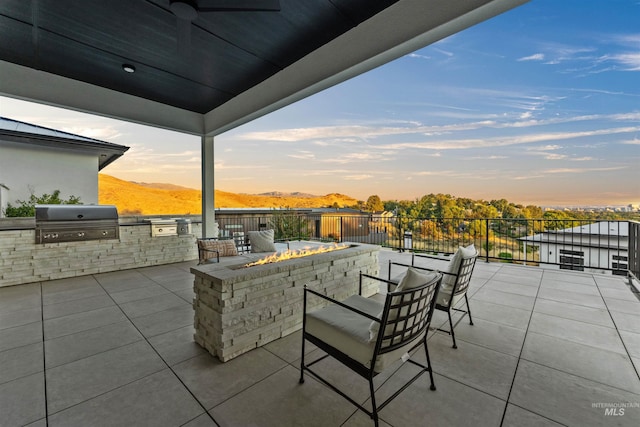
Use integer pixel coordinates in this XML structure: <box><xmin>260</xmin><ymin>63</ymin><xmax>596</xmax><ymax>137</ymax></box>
<box><xmin>191</xmin><ymin>242</ymin><xmax>380</xmax><ymax>362</ymax></box>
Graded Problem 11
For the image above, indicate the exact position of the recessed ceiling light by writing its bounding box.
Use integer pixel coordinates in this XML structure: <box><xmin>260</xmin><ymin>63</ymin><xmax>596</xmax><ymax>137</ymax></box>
<box><xmin>122</xmin><ymin>64</ymin><xmax>136</xmax><ymax>73</ymax></box>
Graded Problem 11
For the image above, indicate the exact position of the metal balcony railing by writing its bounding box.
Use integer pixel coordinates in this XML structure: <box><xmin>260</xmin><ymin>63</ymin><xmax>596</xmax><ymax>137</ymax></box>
<box><xmin>211</xmin><ymin>212</ymin><xmax>639</xmax><ymax>283</ymax></box>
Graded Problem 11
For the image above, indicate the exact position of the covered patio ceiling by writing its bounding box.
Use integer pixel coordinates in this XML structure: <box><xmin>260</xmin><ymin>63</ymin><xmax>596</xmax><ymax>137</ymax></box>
<box><xmin>0</xmin><ymin>0</ymin><xmax>528</xmax><ymax>137</ymax></box>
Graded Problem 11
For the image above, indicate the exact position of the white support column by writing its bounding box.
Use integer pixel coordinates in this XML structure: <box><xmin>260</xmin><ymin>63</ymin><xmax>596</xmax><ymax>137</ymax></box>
<box><xmin>201</xmin><ymin>135</ymin><xmax>215</xmax><ymax>237</ymax></box>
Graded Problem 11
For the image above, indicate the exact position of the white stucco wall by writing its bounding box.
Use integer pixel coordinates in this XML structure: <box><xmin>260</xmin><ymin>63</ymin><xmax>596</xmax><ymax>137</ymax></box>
<box><xmin>0</xmin><ymin>140</ymin><xmax>99</xmax><ymax>212</ymax></box>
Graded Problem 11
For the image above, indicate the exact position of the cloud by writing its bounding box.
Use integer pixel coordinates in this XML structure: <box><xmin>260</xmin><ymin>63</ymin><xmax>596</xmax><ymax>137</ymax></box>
<box><xmin>344</xmin><ymin>174</ymin><xmax>374</xmax><ymax>181</ymax></box>
<box><xmin>610</xmin><ymin>52</ymin><xmax>640</xmax><ymax>70</ymax></box>
<box><xmin>407</xmin><ymin>53</ymin><xmax>431</xmax><ymax>60</ymax></box>
<box><xmin>621</xmin><ymin>137</ymin><xmax>640</xmax><ymax>145</ymax></box>
<box><xmin>287</xmin><ymin>151</ymin><xmax>315</xmax><ymax>160</ymax></box>
<box><xmin>571</xmin><ymin>157</ymin><xmax>595</xmax><ymax>161</ymax></box>
<box><xmin>518</xmin><ymin>53</ymin><xmax>545</xmax><ymax>61</ymax></box>
<box><xmin>377</xmin><ymin>126</ymin><xmax>640</xmax><ymax>150</ymax></box>
<box><xmin>323</xmin><ymin>152</ymin><xmax>387</xmax><ymax>164</ymax></box>
<box><xmin>544</xmin><ymin>166</ymin><xmax>627</xmax><ymax>174</ymax></box>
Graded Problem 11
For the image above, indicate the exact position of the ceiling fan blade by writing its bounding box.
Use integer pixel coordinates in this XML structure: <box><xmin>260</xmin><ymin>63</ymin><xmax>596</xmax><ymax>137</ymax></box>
<box><xmin>197</xmin><ymin>0</ymin><xmax>280</xmax><ymax>12</ymax></box>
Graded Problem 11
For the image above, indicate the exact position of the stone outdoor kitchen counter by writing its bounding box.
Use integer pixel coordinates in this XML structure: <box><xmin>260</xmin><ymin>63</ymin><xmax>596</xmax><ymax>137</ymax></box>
<box><xmin>191</xmin><ymin>242</ymin><xmax>380</xmax><ymax>362</ymax></box>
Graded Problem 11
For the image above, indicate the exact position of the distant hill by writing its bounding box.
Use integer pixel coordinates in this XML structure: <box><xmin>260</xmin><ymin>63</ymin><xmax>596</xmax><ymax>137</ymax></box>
<box><xmin>98</xmin><ymin>174</ymin><xmax>358</xmax><ymax>215</ymax></box>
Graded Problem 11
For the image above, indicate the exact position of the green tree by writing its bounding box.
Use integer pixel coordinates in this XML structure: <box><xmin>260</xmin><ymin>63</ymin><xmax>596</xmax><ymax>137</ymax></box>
<box><xmin>364</xmin><ymin>195</ymin><xmax>384</xmax><ymax>212</ymax></box>
<box><xmin>4</xmin><ymin>190</ymin><xmax>81</xmax><ymax>217</ymax></box>
<box><xmin>268</xmin><ymin>209</ymin><xmax>311</xmax><ymax>240</ymax></box>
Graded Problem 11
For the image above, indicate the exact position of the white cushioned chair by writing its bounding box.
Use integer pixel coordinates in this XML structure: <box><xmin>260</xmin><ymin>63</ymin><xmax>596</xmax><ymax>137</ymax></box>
<box><xmin>389</xmin><ymin>245</ymin><xmax>478</xmax><ymax>348</ymax></box>
<box><xmin>300</xmin><ymin>268</ymin><xmax>442</xmax><ymax>426</ymax></box>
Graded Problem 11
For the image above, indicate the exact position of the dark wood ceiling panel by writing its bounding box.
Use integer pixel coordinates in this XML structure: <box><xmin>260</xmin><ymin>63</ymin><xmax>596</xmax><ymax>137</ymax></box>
<box><xmin>0</xmin><ymin>0</ymin><xmax>444</xmax><ymax>115</ymax></box>
<box><xmin>38</xmin><ymin>29</ymin><xmax>231</xmax><ymax>112</ymax></box>
<box><xmin>0</xmin><ymin>16</ymin><xmax>36</xmax><ymax>67</ymax></box>
<box><xmin>0</xmin><ymin>0</ymin><xmax>32</xmax><ymax>23</ymax></box>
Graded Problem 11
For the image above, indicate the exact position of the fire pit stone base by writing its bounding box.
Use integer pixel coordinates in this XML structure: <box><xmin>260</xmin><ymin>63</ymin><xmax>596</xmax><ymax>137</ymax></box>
<box><xmin>191</xmin><ymin>242</ymin><xmax>380</xmax><ymax>362</ymax></box>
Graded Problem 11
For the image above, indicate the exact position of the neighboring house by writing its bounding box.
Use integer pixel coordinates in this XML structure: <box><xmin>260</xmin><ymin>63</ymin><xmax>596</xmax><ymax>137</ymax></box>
<box><xmin>0</xmin><ymin>117</ymin><xmax>129</xmax><ymax>217</ymax></box>
<box><xmin>520</xmin><ymin>221</ymin><xmax>629</xmax><ymax>276</ymax></box>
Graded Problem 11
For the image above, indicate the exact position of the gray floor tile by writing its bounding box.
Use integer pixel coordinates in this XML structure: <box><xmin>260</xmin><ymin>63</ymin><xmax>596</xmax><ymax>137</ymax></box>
<box><xmin>174</xmin><ymin>348</ymin><xmax>287</xmax><ymax>410</ymax></box>
<box><xmin>537</xmin><ymin>287</ymin><xmax>606</xmax><ymax>309</ymax></box>
<box><xmin>41</xmin><ymin>275</ymin><xmax>100</xmax><ymax>294</ymax></box>
<box><xmin>46</xmin><ymin>341</ymin><xmax>166</xmax><ymax>414</ymax></box>
<box><xmin>45</xmin><ymin>320</ymin><xmax>142</xmax><ymax>368</ymax></box>
<box><xmin>446</xmin><ymin>317</ymin><xmax>526</xmax><ymax>357</ymax></box>
<box><xmin>491</xmin><ymin>271</ymin><xmax>542</xmax><ymax>287</ymax></box>
<box><xmin>511</xmin><ymin>360</ymin><xmax>640</xmax><ymax>427</ymax></box>
<box><xmin>263</xmin><ymin>329</ymin><xmax>317</xmax><ymax>364</ymax></box>
<box><xmin>521</xmin><ymin>332</ymin><xmax>640</xmax><ymax>394</ymax></box>
<box><xmin>420</xmin><ymin>333</ymin><xmax>518</xmax><ymax>400</ymax></box>
<box><xmin>118</xmin><ymin>292</ymin><xmax>189</xmax><ymax>319</ymax></box>
<box><xmin>600</xmin><ymin>286</ymin><xmax>638</xmax><ymax>301</ymax></box>
<box><xmin>539</xmin><ymin>279</ymin><xmax>601</xmax><ymax>296</ymax></box>
<box><xmin>47</xmin><ymin>369</ymin><xmax>204</xmax><ymax>427</ymax></box>
<box><xmin>210</xmin><ymin>365</ymin><xmax>357</xmax><ymax>427</ymax></box>
<box><xmin>94</xmin><ymin>271</ymin><xmax>158</xmax><ymax>293</ymax></box>
<box><xmin>0</xmin><ymin>342</ymin><xmax>43</xmax><ymax>384</ymax></box>
<box><xmin>610</xmin><ymin>311</ymin><xmax>640</xmax><ymax>334</ymax></box>
<box><xmin>130</xmin><ymin>303</ymin><xmax>194</xmax><ymax>338</ymax></box>
<box><xmin>0</xmin><ymin>321</ymin><xmax>42</xmax><ymax>352</ymax></box>
<box><xmin>42</xmin><ymin>281</ymin><xmax>106</xmax><ymax>306</ymax></box>
<box><xmin>606</xmin><ymin>298</ymin><xmax>640</xmax><ymax>315</ymax></box>
<box><xmin>109</xmin><ymin>283</ymin><xmax>170</xmax><ymax>304</ymax></box>
<box><xmin>620</xmin><ymin>330</ymin><xmax>640</xmax><ymax>359</ymax></box>
<box><xmin>147</xmin><ymin>325</ymin><xmax>206</xmax><ymax>366</ymax></box>
<box><xmin>543</xmin><ymin>271</ymin><xmax>596</xmax><ymax>286</ymax></box>
<box><xmin>182</xmin><ymin>413</ymin><xmax>218</xmax><ymax>427</ymax></box>
<box><xmin>377</xmin><ymin>369</ymin><xmax>505</xmax><ymax>427</ymax></box>
<box><xmin>0</xmin><ymin>372</ymin><xmax>46</xmax><ymax>427</ymax></box>
<box><xmin>466</xmin><ymin>299</ymin><xmax>531</xmax><ymax>330</ymax></box>
<box><xmin>0</xmin><ymin>283</ymin><xmax>42</xmax><ymax>313</ymax></box>
<box><xmin>594</xmin><ymin>275</ymin><xmax>631</xmax><ymax>289</ymax></box>
<box><xmin>155</xmin><ymin>273</ymin><xmax>195</xmax><ymax>292</ymax></box>
<box><xmin>43</xmin><ymin>306</ymin><xmax>127</xmax><ymax>340</ymax></box>
<box><xmin>174</xmin><ymin>288</ymin><xmax>195</xmax><ymax>303</ymax></box>
<box><xmin>528</xmin><ymin>312</ymin><xmax>626</xmax><ymax>354</ymax></box>
<box><xmin>471</xmin><ymin>288</ymin><xmax>535</xmax><ymax>311</ymax></box>
<box><xmin>482</xmin><ymin>279</ymin><xmax>539</xmax><ymax>297</ymax></box>
<box><xmin>533</xmin><ymin>298</ymin><xmax>615</xmax><ymax>328</ymax></box>
<box><xmin>0</xmin><ymin>306</ymin><xmax>41</xmax><ymax>331</ymax></box>
<box><xmin>502</xmin><ymin>404</ymin><xmax>564</xmax><ymax>426</ymax></box>
<box><xmin>24</xmin><ymin>418</ymin><xmax>48</xmax><ymax>427</ymax></box>
<box><xmin>42</xmin><ymin>294</ymin><xmax>115</xmax><ymax>320</ymax></box>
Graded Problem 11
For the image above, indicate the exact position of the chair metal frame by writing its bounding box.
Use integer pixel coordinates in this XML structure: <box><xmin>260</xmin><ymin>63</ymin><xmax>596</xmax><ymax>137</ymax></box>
<box><xmin>299</xmin><ymin>271</ymin><xmax>441</xmax><ymax>426</ymax></box>
<box><xmin>196</xmin><ymin>238</ymin><xmax>220</xmax><ymax>264</ymax></box>
<box><xmin>389</xmin><ymin>251</ymin><xmax>477</xmax><ymax>348</ymax></box>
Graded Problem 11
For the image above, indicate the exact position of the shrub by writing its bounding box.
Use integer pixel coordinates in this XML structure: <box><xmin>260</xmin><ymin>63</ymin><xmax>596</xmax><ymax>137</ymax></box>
<box><xmin>4</xmin><ymin>190</ymin><xmax>81</xmax><ymax>217</ymax></box>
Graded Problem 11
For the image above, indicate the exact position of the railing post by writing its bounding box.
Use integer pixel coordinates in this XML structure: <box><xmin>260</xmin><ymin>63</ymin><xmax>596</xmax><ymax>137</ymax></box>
<box><xmin>485</xmin><ymin>218</ymin><xmax>490</xmax><ymax>263</ymax></box>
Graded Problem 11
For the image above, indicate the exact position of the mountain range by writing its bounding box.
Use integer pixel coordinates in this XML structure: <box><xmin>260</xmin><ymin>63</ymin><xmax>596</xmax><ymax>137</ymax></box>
<box><xmin>98</xmin><ymin>174</ymin><xmax>358</xmax><ymax>215</ymax></box>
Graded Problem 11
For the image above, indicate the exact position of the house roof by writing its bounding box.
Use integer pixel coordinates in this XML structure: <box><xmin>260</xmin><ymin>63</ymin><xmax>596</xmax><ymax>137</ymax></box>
<box><xmin>0</xmin><ymin>0</ymin><xmax>529</xmax><ymax>136</ymax></box>
<box><xmin>0</xmin><ymin>116</ymin><xmax>129</xmax><ymax>170</ymax></box>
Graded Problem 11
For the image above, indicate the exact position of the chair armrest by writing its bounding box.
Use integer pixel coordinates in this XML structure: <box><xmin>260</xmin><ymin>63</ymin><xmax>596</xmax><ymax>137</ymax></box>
<box><xmin>360</xmin><ymin>272</ymin><xmax>400</xmax><ymax>293</ymax></box>
<box><xmin>303</xmin><ymin>286</ymin><xmax>379</xmax><ymax>323</ymax></box>
<box><xmin>199</xmin><ymin>248</ymin><xmax>220</xmax><ymax>264</ymax></box>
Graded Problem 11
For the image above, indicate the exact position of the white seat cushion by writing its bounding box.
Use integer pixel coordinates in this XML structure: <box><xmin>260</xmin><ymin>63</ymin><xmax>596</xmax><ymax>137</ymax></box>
<box><xmin>441</xmin><ymin>244</ymin><xmax>476</xmax><ymax>292</ymax></box>
<box><xmin>436</xmin><ymin>287</ymin><xmax>466</xmax><ymax>307</ymax></box>
<box><xmin>305</xmin><ymin>295</ymin><xmax>425</xmax><ymax>372</ymax></box>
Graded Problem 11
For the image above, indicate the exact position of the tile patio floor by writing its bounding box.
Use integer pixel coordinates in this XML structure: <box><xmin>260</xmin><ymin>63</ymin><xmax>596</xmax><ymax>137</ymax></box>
<box><xmin>1</xmin><ymin>247</ymin><xmax>640</xmax><ymax>426</ymax></box>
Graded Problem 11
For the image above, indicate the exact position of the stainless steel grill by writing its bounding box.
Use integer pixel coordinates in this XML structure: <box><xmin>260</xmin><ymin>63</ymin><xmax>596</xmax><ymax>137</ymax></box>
<box><xmin>35</xmin><ymin>204</ymin><xmax>119</xmax><ymax>244</ymax></box>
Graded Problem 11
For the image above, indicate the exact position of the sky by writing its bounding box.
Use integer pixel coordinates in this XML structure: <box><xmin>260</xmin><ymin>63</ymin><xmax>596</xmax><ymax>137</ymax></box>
<box><xmin>1</xmin><ymin>0</ymin><xmax>639</xmax><ymax>207</ymax></box>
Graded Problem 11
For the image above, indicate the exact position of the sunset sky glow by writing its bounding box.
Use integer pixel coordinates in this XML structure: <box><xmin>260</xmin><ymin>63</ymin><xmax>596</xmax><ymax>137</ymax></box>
<box><xmin>2</xmin><ymin>0</ymin><xmax>639</xmax><ymax>207</ymax></box>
